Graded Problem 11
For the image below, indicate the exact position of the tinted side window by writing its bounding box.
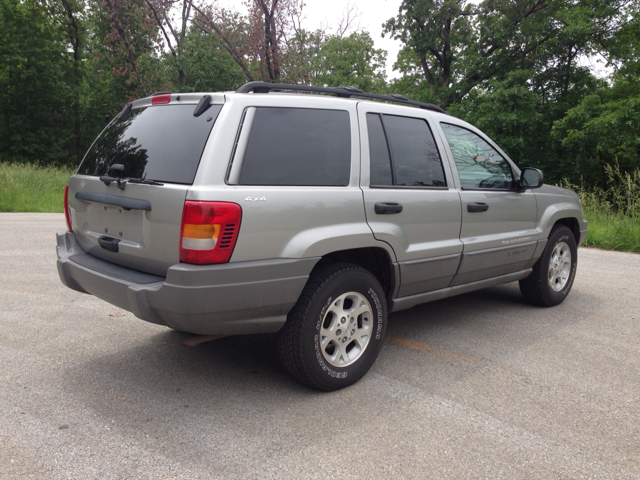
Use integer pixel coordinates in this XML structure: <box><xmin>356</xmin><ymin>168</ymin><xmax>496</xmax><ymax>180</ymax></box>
<box><xmin>238</xmin><ymin>108</ymin><xmax>351</xmax><ymax>186</ymax></box>
<box><xmin>366</xmin><ymin>114</ymin><xmax>393</xmax><ymax>186</ymax></box>
<box><xmin>366</xmin><ymin>113</ymin><xmax>446</xmax><ymax>187</ymax></box>
<box><xmin>78</xmin><ymin>104</ymin><xmax>221</xmax><ymax>185</ymax></box>
<box><xmin>440</xmin><ymin>123</ymin><xmax>514</xmax><ymax>189</ymax></box>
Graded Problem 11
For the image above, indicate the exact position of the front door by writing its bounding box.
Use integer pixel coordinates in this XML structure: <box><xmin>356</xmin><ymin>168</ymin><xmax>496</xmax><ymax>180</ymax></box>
<box><xmin>438</xmin><ymin>122</ymin><xmax>538</xmax><ymax>286</ymax></box>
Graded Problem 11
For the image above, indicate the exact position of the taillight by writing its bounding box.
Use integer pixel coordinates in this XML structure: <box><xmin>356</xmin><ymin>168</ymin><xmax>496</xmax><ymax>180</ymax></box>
<box><xmin>180</xmin><ymin>201</ymin><xmax>242</xmax><ymax>264</ymax></box>
<box><xmin>64</xmin><ymin>185</ymin><xmax>72</xmax><ymax>232</ymax></box>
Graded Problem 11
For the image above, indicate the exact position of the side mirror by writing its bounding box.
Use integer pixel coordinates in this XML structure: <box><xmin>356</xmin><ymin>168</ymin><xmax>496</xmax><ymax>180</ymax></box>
<box><xmin>519</xmin><ymin>167</ymin><xmax>544</xmax><ymax>189</ymax></box>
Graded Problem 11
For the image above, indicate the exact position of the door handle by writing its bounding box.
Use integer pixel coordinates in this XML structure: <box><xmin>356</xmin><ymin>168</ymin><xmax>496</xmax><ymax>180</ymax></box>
<box><xmin>98</xmin><ymin>235</ymin><xmax>121</xmax><ymax>252</ymax></box>
<box><xmin>467</xmin><ymin>202</ymin><xmax>489</xmax><ymax>213</ymax></box>
<box><xmin>375</xmin><ymin>202</ymin><xmax>403</xmax><ymax>214</ymax></box>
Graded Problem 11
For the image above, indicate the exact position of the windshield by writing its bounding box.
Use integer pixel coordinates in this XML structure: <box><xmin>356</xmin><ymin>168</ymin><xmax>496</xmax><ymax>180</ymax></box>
<box><xmin>78</xmin><ymin>104</ymin><xmax>222</xmax><ymax>184</ymax></box>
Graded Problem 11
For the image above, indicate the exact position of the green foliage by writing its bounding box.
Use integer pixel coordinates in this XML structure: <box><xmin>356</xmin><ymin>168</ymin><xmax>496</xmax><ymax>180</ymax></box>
<box><xmin>559</xmin><ymin>165</ymin><xmax>640</xmax><ymax>252</ymax></box>
<box><xmin>0</xmin><ymin>162</ymin><xmax>74</xmax><ymax>212</ymax></box>
<box><xmin>0</xmin><ymin>0</ymin><xmax>75</xmax><ymax>165</ymax></box>
<box><xmin>88</xmin><ymin>0</ymin><xmax>163</xmax><ymax>99</ymax></box>
<box><xmin>550</xmin><ymin>10</ymin><xmax>640</xmax><ymax>186</ymax></box>
<box><xmin>384</xmin><ymin>0</ymin><xmax>630</xmax><ymax>108</ymax></box>
<box><xmin>312</xmin><ymin>32</ymin><xmax>387</xmax><ymax>93</ymax></box>
<box><xmin>279</xmin><ymin>28</ymin><xmax>324</xmax><ymax>84</ymax></box>
<box><xmin>168</xmin><ymin>27</ymin><xmax>245</xmax><ymax>92</ymax></box>
<box><xmin>582</xmin><ymin>213</ymin><xmax>640</xmax><ymax>253</ymax></box>
<box><xmin>552</xmin><ymin>78</ymin><xmax>640</xmax><ymax>186</ymax></box>
<box><xmin>447</xmin><ymin>70</ymin><xmax>545</xmax><ymax>167</ymax></box>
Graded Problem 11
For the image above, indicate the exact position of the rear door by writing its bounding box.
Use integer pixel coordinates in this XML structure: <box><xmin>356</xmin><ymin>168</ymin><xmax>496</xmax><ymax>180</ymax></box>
<box><xmin>68</xmin><ymin>95</ymin><xmax>224</xmax><ymax>276</ymax></box>
<box><xmin>437</xmin><ymin>122</ymin><xmax>538</xmax><ymax>286</ymax></box>
<box><xmin>357</xmin><ymin>103</ymin><xmax>463</xmax><ymax>297</ymax></box>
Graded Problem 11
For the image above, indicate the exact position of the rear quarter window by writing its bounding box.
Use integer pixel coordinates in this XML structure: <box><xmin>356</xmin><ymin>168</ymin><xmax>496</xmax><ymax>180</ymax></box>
<box><xmin>237</xmin><ymin>107</ymin><xmax>351</xmax><ymax>186</ymax></box>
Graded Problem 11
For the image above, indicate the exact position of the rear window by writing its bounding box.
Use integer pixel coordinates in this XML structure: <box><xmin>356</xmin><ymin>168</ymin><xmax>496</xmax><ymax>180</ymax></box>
<box><xmin>78</xmin><ymin>104</ymin><xmax>222</xmax><ymax>184</ymax></box>
<box><xmin>366</xmin><ymin>113</ymin><xmax>446</xmax><ymax>187</ymax></box>
<box><xmin>238</xmin><ymin>107</ymin><xmax>351</xmax><ymax>186</ymax></box>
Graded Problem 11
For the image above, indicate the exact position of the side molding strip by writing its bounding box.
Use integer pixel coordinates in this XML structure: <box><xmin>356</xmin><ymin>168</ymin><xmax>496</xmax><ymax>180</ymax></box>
<box><xmin>390</xmin><ymin>269</ymin><xmax>532</xmax><ymax>312</ymax></box>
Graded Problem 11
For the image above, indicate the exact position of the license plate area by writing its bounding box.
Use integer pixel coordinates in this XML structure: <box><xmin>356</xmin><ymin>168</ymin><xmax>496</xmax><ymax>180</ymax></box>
<box><xmin>85</xmin><ymin>203</ymin><xmax>145</xmax><ymax>244</ymax></box>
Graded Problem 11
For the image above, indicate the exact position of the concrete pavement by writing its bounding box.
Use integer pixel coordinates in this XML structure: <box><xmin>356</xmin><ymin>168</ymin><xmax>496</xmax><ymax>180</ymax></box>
<box><xmin>1</xmin><ymin>213</ymin><xmax>638</xmax><ymax>479</ymax></box>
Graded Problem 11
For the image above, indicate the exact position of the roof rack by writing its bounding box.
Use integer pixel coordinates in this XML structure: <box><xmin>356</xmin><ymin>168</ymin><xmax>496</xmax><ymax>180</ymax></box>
<box><xmin>235</xmin><ymin>82</ymin><xmax>446</xmax><ymax>114</ymax></box>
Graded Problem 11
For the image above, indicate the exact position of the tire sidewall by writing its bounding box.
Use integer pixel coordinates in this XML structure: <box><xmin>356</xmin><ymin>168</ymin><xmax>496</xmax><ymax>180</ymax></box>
<box><xmin>302</xmin><ymin>269</ymin><xmax>387</xmax><ymax>390</ymax></box>
<box><xmin>541</xmin><ymin>227</ymin><xmax>578</xmax><ymax>305</ymax></box>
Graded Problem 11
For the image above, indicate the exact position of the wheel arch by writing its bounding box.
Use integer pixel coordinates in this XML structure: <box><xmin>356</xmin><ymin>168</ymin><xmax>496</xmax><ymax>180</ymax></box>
<box><xmin>552</xmin><ymin>217</ymin><xmax>580</xmax><ymax>244</ymax></box>
<box><xmin>314</xmin><ymin>247</ymin><xmax>397</xmax><ymax>302</ymax></box>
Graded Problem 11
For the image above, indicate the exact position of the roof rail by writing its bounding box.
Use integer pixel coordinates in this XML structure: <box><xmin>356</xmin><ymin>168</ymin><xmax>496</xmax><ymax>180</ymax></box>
<box><xmin>235</xmin><ymin>82</ymin><xmax>447</xmax><ymax>114</ymax></box>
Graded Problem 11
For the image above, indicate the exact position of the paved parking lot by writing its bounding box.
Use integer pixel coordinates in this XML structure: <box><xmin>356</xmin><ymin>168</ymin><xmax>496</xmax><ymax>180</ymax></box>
<box><xmin>1</xmin><ymin>213</ymin><xmax>638</xmax><ymax>479</ymax></box>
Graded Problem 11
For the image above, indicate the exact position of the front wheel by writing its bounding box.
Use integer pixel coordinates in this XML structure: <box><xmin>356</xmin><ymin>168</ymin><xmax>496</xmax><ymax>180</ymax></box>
<box><xmin>519</xmin><ymin>225</ymin><xmax>578</xmax><ymax>307</ymax></box>
<box><xmin>277</xmin><ymin>262</ymin><xmax>387</xmax><ymax>391</ymax></box>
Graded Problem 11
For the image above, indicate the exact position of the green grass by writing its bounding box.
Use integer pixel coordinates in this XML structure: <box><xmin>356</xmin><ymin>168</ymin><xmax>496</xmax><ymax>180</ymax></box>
<box><xmin>0</xmin><ymin>162</ymin><xmax>74</xmax><ymax>213</ymax></box>
<box><xmin>562</xmin><ymin>164</ymin><xmax>640</xmax><ymax>253</ymax></box>
<box><xmin>582</xmin><ymin>209</ymin><xmax>640</xmax><ymax>252</ymax></box>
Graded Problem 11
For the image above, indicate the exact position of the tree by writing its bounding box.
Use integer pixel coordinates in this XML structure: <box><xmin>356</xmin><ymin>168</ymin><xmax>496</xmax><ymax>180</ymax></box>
<box><xmin>176</xmin><ymin>26</ymin><xmax>246</xmax><ymax>92</ymax></box>
<box><xmin>192</xmin><ymin>4</ymin><xmax>256</xmax><ymax>81</ymax></box>
<box><xmin>447</xmin><ymin>70</ymin><xmax>545</xmax><ymax>166</ymax></box>
<box><xmin>551</xmin><ymin>12</ymin><xmax>640</xmax><ymax>186</ymax></box>
<box><xmin>193</xmin><ymin>0</ymin><xmax>305</xmax><ymax>83</ymax></box>
<box><xmin>0</xmin><ymin>0</ymin><xmax>75</xmax><ymax>165</ymax></box>
<box><xmin>312</xmin><ymin>32</ymin><xmax>387</xmax><ymax>92</ymax></box>
<box><xmin>90</xmin><ymin>0</ymin><xmax>162</xmax><ymax>98</ymax></box>
<box><xmin>144</xmin><ymin>0</ymin><xmax>193</xmax><ymax>89</ymax></box>
<box><xmin>46</xmin><ymin>0</ymin><xmax>86</xmax><ymax>164</ymax></box>
<box><xmin>246</xmin><ymin>0</ymin><xmax>283</xmax><ymax>82</ymax></box>
<box><xmin>384</xmin><ymin>0</ymin><xmax>634</xmax><ymax>108</ymax></box>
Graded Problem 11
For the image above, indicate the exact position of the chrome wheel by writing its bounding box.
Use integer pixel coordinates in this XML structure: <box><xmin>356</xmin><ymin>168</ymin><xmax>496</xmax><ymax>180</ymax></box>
<box><xmin>320</xmin><ymin>292</ymin><xmax>373</xmax><ymax>367</ymax></box>
<box><xmin>548</xmin><ymin>241</ymin><xmax>572</xmax><ymax>292</ymax></box>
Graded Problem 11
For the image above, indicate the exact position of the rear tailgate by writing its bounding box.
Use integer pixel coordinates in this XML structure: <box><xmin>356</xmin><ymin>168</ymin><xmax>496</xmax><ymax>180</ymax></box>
<box><xmin>68</xmin><ymin>94</ymin><xmax>224</xmax><ymax>277</ymax></box>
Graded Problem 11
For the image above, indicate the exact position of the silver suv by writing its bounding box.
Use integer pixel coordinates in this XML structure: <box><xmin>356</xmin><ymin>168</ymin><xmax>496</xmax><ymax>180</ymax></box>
<box><xmin>57</xmin><ymin>82</ymin><xmax>588</xmax><ymax>390</ymax></box>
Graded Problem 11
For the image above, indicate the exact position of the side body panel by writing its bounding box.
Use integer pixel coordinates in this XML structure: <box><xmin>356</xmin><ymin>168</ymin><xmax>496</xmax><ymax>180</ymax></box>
<box><xmin>190</xmin><ymin>95</ymin><xmax>394</xmax><ymax>262</ymax></box>
<box><xmin>532</xmin><ymin>185</ymin><xmax>588</xmax><ymax>245</ymax></box>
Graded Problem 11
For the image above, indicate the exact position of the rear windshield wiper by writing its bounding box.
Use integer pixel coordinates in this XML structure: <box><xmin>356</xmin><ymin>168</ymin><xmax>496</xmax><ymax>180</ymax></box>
<box><xmin>127</xmin><ymin>177</ymin><xmax>164</xmax><ymax>186</ymax></box>
<box><xmin>100</xmin><ymin>175</ymin><xmax>164</xmax><ymax>190</ymax></box>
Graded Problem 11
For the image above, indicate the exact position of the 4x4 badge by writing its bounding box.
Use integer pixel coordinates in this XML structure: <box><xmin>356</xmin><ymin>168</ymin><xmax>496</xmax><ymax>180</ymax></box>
<box><xmin>245</xmin><ymin>196</ymin><xmax>266</xmax><ymax>202</ymax></box>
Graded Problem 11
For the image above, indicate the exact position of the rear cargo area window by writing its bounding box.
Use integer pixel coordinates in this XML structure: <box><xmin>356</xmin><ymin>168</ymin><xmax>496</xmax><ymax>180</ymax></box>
<box><xmin>238</xmin><ymin>108</ymin><xmax>351</xmax><ymax>186</ymax></box>
<box><xmin>78</xmin><ymin>104</ymin><xmax>222</xmax><ymax>184</ymax></box>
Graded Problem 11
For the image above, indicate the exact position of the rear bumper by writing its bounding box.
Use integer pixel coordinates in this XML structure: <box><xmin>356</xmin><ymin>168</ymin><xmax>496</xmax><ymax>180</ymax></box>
<box><xmin>56</xmin><ymin>232</ymin><xmax>319</xmax><ymax>335</ymax></box>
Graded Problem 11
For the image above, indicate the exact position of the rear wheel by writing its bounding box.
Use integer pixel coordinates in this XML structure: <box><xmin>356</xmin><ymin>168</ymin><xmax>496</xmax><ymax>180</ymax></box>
<box><xmin>277</xmin><ymin>262</ymin><xmax>387</xmax><ymax>391</ymax></box>
<box><xmin>519</xmin><ymin>225</ymin><xmax>578</xmax><ymax>307</ymax></box>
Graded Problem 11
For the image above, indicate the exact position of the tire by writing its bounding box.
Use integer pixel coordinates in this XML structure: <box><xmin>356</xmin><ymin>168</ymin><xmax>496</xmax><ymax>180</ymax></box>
<box><xmin>277</xmin><ymin>262</ymin><xmax>387</xmax><ymax>391</ymax></box>
<box><xmin>519</xmin><ymin>225</ymin><xmax>578</xmax><ymax>307</ymax></box>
